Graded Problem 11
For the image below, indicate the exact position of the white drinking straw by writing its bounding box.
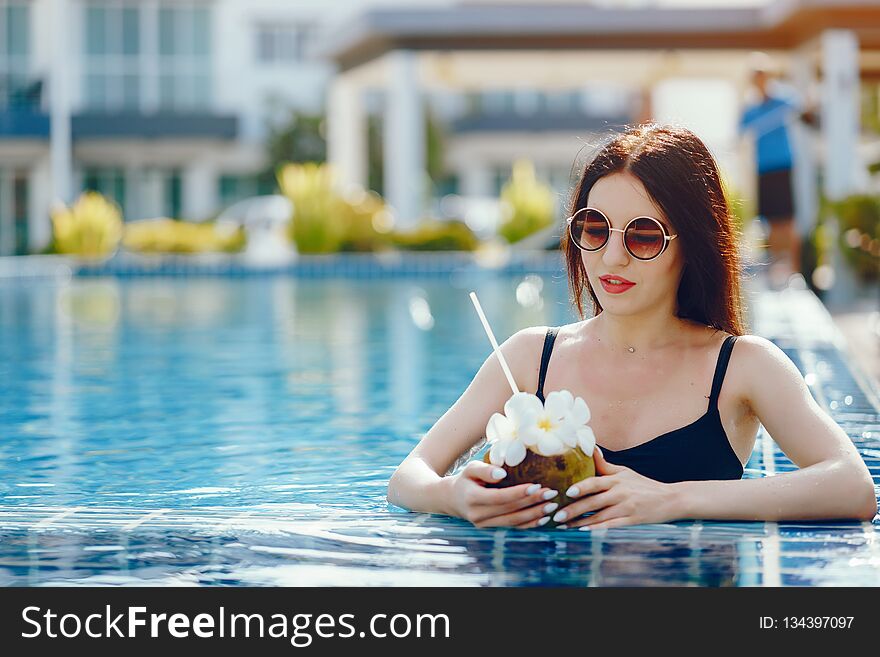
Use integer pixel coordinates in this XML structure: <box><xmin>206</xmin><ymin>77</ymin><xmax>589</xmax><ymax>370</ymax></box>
<box><xmin>469</xmin><ymin>291</ymin><xmax>519</xmax><ymax>396</ymax></box>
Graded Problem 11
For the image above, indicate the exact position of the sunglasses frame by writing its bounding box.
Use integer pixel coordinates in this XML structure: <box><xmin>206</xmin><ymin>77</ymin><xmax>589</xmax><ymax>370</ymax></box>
<box><xmin>566</xmin><ymin>207</ymin><xmax>678</xmax><ymax>262</ymax></box>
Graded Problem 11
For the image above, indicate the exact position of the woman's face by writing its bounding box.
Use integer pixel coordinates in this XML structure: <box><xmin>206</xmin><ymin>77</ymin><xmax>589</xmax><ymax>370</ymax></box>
<box><xmin>581</xmin><ymin>171</ymin><xmax>684</xmax><ymax>317</ymax></box>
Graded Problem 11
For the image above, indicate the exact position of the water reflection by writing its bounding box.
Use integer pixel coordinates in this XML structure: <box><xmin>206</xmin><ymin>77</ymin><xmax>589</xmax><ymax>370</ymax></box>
<box><xmin>0</xmin><ymin>275</ymin><xmax>876</xmax><ymax>586</ymax></box>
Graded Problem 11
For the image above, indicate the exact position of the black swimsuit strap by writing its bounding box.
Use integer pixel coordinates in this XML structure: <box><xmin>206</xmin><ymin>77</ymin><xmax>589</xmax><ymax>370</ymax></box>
<box><xmin>536</xmin><ymin>327</ymin><xmax>559</xmax><ymax>402</ymax></box>
<box><xmin>708</xmin><ymin>335</ymin><xmax>738</xmax><ymax>409</ymax></box>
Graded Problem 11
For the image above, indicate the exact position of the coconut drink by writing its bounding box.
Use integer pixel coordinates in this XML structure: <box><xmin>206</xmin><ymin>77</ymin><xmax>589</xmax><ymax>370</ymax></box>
<box><xmin>482</xmin><ymin>390</ymin><xmax>596</xmax><ymax>525</ymax></box>
<box><xmin>468</xmin><ymin>292</ymin><xmax>596</xmax><ymax>528</ymax></box>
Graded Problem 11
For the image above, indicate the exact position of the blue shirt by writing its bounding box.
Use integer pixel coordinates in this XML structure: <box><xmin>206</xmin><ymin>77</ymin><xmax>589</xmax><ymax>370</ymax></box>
<box><xmin>739</xmin><ymin>95</ymin><xmax>798</xmax><ymax>174</ymax></box>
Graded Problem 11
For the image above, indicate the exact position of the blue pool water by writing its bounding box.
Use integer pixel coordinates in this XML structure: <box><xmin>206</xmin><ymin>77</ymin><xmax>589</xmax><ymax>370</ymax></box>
<box><xmin>1</xmin><ymin>273</ymin><xmax>878</xmax><ymax>586</ymax></box>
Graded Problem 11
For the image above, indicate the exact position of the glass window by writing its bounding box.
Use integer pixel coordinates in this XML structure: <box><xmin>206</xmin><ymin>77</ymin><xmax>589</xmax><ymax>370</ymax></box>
<box><xmin>219</xmin><ymin>174</ymin><xmax>275</xmax><ymax>208</ymax></box>
<box><xmin>123</xmin><ymin>73</ymin><xmax>139</xmax><ymax>108</ymax></box>
<box><xmin>165</xmin><ymin>170</ymin><xmax>182</xmax><ymax>219</ymax></box>
<box><xmin>85</xmin><ymin>73</ymin><xmax>105</xmax><ymax>108</ymax></box>
<box><xmin>255</xmin><ymin>23</ymin><xmax>316</xmax><ymax>64</ymax></box>
<box><xmin>8</xmin><ymin>5</ymin><xmax>28</xmax><ymax>56</ymax></box>
<box><xmin>193</xmin><ymin>7</ymin><xmax>209</xmax><ymax>56</ymax></box>
<box><xmin>159</xmin><ymin>7</ymin><xmax>175</xmax><ymax>56</ymax></box>
<box><xmin>158</xmin><ymin>4</ymin><xmax>211</xmax><ymax>110</ymax></box>
<box><xmin>0</xmin><ymin>3</ymin><xmax>31</xmax><ymax>108</ymax></box>
<box><xmin>85</xmin><ymin>6</ymin><xmax>106</xmax><ymax>56</ymax></box>
<box><xmin>122</xmin><ymin>7</ymin><xmax>139</xmax><ymax>56</ymax></box>
<box><xmin>159</xmin><ymin>73</ymin><xmax>175</xmax><ymax>108</ymax></box>
<box><xmin>83</xmin><ymin>168</ymin><xmax>126</xmax><ymax>219</ymax></box>
<box><xmin>13</xmin><ymin>172</ymin><xmax>28</xmax><ymax>255</ymax></box>
<box><xmin>0</xmin><ymin>168</ymin><xmax>30</xmax><ymax>255</ymax></box>
<box><xmin>82</xmin><ymin>2</ymin><xmax>211</xmax><ymax>112</ymax></box>
<box><xmin>482</xmin><ymin>91</ymin><xmax>515</xmax><ymax>115</ymax></box>
<box><xmin>191</xmin><ymin>73</ymin><xmax>209</xmax><ymax>107</ymax></box>
<box><xmin>83</xmin><ymin>3</ymin><xmax>141</xmax><ymax>110</ymax></box>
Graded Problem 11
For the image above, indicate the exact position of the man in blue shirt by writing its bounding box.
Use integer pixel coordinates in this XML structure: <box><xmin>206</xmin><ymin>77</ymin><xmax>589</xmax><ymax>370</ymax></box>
<box><xmin>739</xmin><ymin>59</ymin><xmax>807</xmax><ymax>282</ymax></box>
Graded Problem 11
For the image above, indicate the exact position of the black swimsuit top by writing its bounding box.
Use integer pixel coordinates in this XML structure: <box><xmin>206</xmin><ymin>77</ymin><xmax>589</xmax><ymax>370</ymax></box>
<box><xmin>536</xmin><ymin>328</ymin><xmax>744</xmax><ymax>484</ymax></box>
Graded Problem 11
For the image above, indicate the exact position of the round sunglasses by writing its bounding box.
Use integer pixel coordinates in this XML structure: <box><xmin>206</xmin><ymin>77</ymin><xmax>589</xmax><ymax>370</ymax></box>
<box><xmin>567</xmin><ymin>207</ymin><xmax>678</xmax><ymax>261</ymax></box>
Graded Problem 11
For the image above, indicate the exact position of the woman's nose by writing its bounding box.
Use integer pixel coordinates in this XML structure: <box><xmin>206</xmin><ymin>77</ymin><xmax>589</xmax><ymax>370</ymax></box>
<box><xmin>602</xmin><ymin>230</ymin><xmax>629</xmax><ymax>267</ymax></box>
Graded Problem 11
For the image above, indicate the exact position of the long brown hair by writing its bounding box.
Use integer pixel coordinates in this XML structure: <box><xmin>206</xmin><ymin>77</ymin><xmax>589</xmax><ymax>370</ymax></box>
<box><xmin>562</xmin><ymin>124</ymin><xmax>746</xmax><ymax>335</ymax></box>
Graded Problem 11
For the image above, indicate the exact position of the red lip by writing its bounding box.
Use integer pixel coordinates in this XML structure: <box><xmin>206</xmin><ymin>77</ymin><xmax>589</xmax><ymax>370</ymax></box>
<box><xmin>599</xmin><ymin>275</ymin><xmax>635</xmax><ymax>285</ymax></box>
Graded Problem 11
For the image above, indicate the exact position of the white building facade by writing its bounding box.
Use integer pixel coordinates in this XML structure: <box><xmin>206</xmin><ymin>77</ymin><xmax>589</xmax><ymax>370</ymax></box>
<box><xmin>1</xmin><ymin>0</ymin><xmax>876</xmax><ymax>253</ymax></box>
<box><xmin>0</xmin><ymin>0</ymin><xmax>432</xmax><ymax>255</ymax></box>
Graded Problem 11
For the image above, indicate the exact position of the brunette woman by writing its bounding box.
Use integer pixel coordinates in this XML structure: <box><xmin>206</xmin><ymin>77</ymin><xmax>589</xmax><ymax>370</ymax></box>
<box><xmin>387</xmin><ymin>124</ymin><xmax>877</xmax><ymax>529</ymax></box>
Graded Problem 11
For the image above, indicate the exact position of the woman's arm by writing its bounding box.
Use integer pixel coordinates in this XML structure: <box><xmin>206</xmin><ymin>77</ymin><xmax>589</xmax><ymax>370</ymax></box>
<box><xmin>387</xmin><ymin>327</ymin><xmax>558</xmax><ymax>526</ymax></box>
<box><xmin>560</xmin><ymin>336</ymin><xmax>876</xmax><ymax>529</ymax></box>
<box><xmin>672</xmin><ymin>336</ymin><xmax>877</xmax><ymax>522</ymax></box>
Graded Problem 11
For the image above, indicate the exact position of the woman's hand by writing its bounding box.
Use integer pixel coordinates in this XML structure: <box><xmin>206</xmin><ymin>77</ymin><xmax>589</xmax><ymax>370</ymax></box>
<box><xmin>551</xmin><ymin>447</ymin><xmax>684</xmax><ymax>530</ymax></box>
<box><xmin>445</xmin><ymin>461</ymin><xmax>559</xmax><ymax>529</ymax></box>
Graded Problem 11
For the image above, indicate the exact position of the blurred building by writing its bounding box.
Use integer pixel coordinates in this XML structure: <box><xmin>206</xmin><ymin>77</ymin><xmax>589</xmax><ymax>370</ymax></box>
<box><xmin>323</xmin><ymin>1</ymin><xmax>880</xmax><ymax>232</ymax></box>
<box><xmin>2</xmin><ymin>1</ymin><xmax>880</xmax><ymax>253</ymax></box>
<box><xmin>0</xmin><ymin>0</ymin><xmax>432</xmax><ymax>255</ymax></box>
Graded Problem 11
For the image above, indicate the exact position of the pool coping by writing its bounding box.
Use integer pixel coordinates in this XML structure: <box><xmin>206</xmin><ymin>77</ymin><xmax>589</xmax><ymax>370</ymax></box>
<box><xmin>0</xmin><ymin>250</ymin><xmax>567</xmax><ymax>279</ymax></box>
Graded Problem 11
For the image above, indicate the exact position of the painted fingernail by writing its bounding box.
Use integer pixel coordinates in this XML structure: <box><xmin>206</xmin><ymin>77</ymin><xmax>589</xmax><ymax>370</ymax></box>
<box><xmin>553</xmin><ymin>510</ymin><xmax>568</xmax><ymax>523</ymax></box>
<box><xmin>526</xmin><ymin>484</ymin><xmax>541</xmax><ymax>495</ymax></box>
<box><xmin>566</xmin><ymin>485</ymin><xmax>580</xmax><ymax>497</ymax></box>
<box><xmin>579</xmin><ymin>526</ymin><xmax>592</xmax><ymax>531</ymax></box>
<box><xmin>543</xmin><ymin>502</ymin><xmax>558</xmax><ymax>514</ymax></box>
<box><xmin>537</xmin><ymin>516</ymin><xmax>550</xmax><ymax>527</ymax></box>
<box><xmin>542</xmin><ymin>489</ymin><xmax>558</xmax><ymax>500</ymax></box>
<box><xmin>556</xmin><ymin>524</ymin><xmax>568</xmax><ymax>529</ymax></box>
<box><xmin>492</xmin><ymin>468</ymin><xmax>507</xmax><ymax>479</ymax></box>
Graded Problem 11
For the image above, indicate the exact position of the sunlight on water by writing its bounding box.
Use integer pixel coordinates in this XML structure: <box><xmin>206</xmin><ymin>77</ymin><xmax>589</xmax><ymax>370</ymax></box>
<box><xmin>0</xmin><ymin>276</ymin><xmax>876</xmax><ymax>586</ymax></box>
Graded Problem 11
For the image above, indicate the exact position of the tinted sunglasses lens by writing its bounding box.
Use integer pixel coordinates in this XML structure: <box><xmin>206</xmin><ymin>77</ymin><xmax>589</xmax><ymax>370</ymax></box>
<box><xmin>625</xmin><ymin>217</ymin><xmax>665</xmax><ymax>259</ymax></box>
<box><xmin>571</xmin><ymin>209</ymin><xmax>608</xmax><ymax>250</ymax></box>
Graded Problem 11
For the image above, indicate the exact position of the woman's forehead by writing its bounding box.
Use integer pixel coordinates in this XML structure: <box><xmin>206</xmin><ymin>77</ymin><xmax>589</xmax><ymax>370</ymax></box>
<box><xmin>587</xmin><ymin>172</ymin><xmax>666</xmax><ymax>223</ymax></box>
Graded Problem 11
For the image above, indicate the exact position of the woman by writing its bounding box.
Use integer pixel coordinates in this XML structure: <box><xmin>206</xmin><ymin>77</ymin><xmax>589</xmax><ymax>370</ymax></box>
<box><xmin>387</xmin><ymin>124</ymin><xmax>876</xmax><ymax>530</ymax></box>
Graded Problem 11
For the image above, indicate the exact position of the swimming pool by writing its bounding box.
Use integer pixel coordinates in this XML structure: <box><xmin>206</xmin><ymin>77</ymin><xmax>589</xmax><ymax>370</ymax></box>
<box><xmin>1</xmin><ymin>270</ymin><xmax>878</xmax><ymax>586</ymax></box>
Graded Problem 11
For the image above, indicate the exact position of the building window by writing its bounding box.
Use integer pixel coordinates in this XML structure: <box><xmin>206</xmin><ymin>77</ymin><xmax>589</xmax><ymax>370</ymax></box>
<box><xmin>482</xmin><ymin>91</ymin><xmax>516</xmax><ymax>115</ymax></box>
<box><xmin>81</xmin><ymin>167</ymin><xmax>182</xmax><ymax>221</ymax></box>
<box><xmin>255</xmin><ymin>23</ymin><xmax>317</xmax><ymax>64</ymax></box>
<box><xmin>82</xmin><ymin>2</ymin><xmax>212</xmax><ymax>113</ymax></box>
<box><xmin>159</xmin><ymin>3</ymin><xmax>212</xmax><ymax>110</ymax></box>
<box><xmin>0</xmin><ymin>168</ymin><xmax>28</xmax><ymax>255</ymax></box>
<box><xmin>83</xmin><ymin>3</ymin><xmax>141</xmax><ymax>110</ymax></box>
<box><xmin>83</xmin><ymin>167</ymin><xmax>126</xmax><ymax>216</ymax></box>
<box><xmin>0</xmin><ymin>1</ymin><xmax>30</xmax><ymax>109</ymax></box>
<box><xmin>165</xmin><ymin>170</ymin><xmax>182</xmax><ymax>219</ymax></box>
<box><xmin>218</xmin><ymin>174</ymin><xmax>276</xmax><ymax>208</ymax></box>
<box><xmin>541</xmin><ymin>90</ymin><xmax>581</xmax><ymax>114</ymax></box>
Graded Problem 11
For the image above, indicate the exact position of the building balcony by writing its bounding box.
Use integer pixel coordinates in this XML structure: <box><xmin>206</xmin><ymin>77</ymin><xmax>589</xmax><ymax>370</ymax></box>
<box><xmin>71</xmin><ymin>112</ymin><xmax>238</xmax><ymax>140</ymax></box>
<box><xmin>0</xmin><ymin>109</ymin><xmax>50</xmax><ymax>138</ymax></box>
<box><xmin>0</xmin><ymin>110</ymin><xmax>238</xmax><ymax>141</ymax></box>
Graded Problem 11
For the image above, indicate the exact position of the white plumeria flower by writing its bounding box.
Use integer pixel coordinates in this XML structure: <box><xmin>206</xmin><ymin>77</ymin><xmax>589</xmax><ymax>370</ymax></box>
<box><xmin>485</xmin><ymin>390</ymin><xmax>595</xmax><ymax>465</ymax></box>
<box><xmin>550</xmin><ymin>389</ymin><xmax>597</xmax><ymax>456</ymax></box>
<box><xmin>486</xmin><ymin>392</ymin><xmax>540</xmax><ymax>466</ymax></box>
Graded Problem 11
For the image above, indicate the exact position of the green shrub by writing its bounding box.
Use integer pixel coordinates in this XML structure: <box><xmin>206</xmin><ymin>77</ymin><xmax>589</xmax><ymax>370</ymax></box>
<box><xmin>277</xmin><ymin>162</ymin><xmax>397</xmax><ymax>253</ymax></box>
<box><xmin>830</xmin><ymin>194</ymin><xmax>880</xmax><ymax>282</ymax></box>
<box><xmin>390</xmin><ymin>220</ymin><xmax>478</xmax><ymax>251</ymax></box>
<box><xmin>337</xmin><ymin>189</ymin><xmax>395</xmax><ymax>253</ymax></box>
<box><xmin>122</xmin><ymin>218</ymin><xmax>246</xmax><ymax>254</ymax></box>
<box><xmin>277</xmin><ymin>162</ymin><xmax>347</xmax><ymax>253</ymax></box>
<box><xmin>722</xmin><ymin>179</ymin><xmax>753</xmax><ymax>237</ymax></box>
<box><xmin>498</xmin><ymin>160</ymin><xmax>555</xmax><ymax>243</ymax></box>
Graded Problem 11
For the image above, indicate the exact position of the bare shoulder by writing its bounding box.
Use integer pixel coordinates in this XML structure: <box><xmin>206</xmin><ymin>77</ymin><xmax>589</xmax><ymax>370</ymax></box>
<box><xmin>725</xmin><ymin>334</ymin><xmax>805</xmax><ymax>413</ymax></box>
<box><xmin>499</xmin><ymin>325</ymin><xmax>555</xmax><ymax>391</ymax></box>
<box><xmin>730</xmin><ymin>334</ymin><xmax>796</xmax><ymax>373</ymax></box>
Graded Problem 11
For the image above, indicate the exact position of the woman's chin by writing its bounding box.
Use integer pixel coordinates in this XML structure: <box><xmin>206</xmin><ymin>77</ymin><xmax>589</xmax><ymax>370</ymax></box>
<box><xmin>484</xmin><ymin>447</ymin><xmax>595</xmax><ymax>527</ymax></box>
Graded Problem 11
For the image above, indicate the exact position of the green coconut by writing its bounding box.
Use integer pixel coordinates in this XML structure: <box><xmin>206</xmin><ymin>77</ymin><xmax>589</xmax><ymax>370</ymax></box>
<box><xmin>484</xmin><ymin>446</ymin><xmax>595</xmax><ymax>528</ymax></box>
